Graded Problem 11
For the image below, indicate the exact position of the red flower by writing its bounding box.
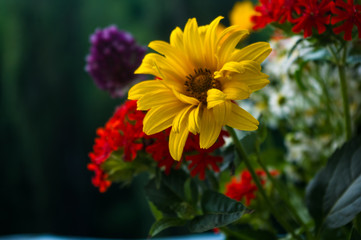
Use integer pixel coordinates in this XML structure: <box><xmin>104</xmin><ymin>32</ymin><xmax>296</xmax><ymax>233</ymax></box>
<box><xmin>87</xmin><ymin>163</ymin><xmax>112</xmax><ymax>193</ymax></box>
<box><xmin>252</xmin><ymin>0</ymin><xmax>283</xmax><ymax>30</ymax></box>
<box><xmin>118</xmin><ymin>100</ymin><xmax>146</xmax><ymax>161</ymax></box>
<box><xmin>292</xmin><ymin>0</ymin><xmax>332</xmax><ymax>38</ymax></box>
<box><xmin>331</xmin><ymin>0</ymin><xmax>361</xmax><ymax>40</ymax></box>
<box><xmin>279</xmin><ymin>0</ymin><xmax>302</xmax><ymax>23</ymax></box>
<box><xmin>186</xmin><ymin>153</ymin><xmax>223</xmax><ymax>180</ymax></box>
<box><xmin>88</xmin><ymin>100</ymin><xmax>146</xmax><ymax>192</ymax></box>
<box><xmin>184</xmin><ymin>131</ymin><xmax>228</xmax><ymax>180</ymax></box>
<box><xmin>145</xmin><ymin>129</ymin><xmax>180</xmax><ymax>175</ymax></box>
<box><xmin>225</xmin><ymin>169</ymin><xmax>279</xmax><ymax>206</ymax></box>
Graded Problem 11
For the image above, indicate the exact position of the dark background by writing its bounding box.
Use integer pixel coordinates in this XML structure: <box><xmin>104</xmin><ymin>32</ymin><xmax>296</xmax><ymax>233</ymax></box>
<box><xmin>0</xmin><ymin>0</ymin><xmax>244</xmax><ymax>238</ymax></box>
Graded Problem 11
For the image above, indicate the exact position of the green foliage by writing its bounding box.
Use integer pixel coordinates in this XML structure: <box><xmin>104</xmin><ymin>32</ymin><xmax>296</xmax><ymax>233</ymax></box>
<box><xmin>184</xmin><ymin>178</ymin><xmax>199</xmax><ymax>205</ymax></box>
<box><xmin>102</xmin><ymin>150</ymin><xmax>153</xmax><ymax>185</ymax></box>
<box><xmin>144</xmin><ymin>169</ymin><xmax>249</xmax><ymax>236</ymax></box>
<box><xmin>306</xmin><ymin>135</ymin><xmax>361</xmax><ymax>230</ymax></box>
<box><xmin>355</xmin><ymin>214</ymin><xmax>361</xmax><ymax>236</ymax></box>
<box><xmin>188</xmin><ymin>191</ymin><xmax>247</xmax><ymax>233</ymax></box>
<box><xmin>145</xmin><ymin>170</ymin><xmax>196</xmax><ymax>218</ymax></box>
<box><xmin>149</xmin><ymin>218</ymin><xmax>187</xmax><ymax>237</ymax></box>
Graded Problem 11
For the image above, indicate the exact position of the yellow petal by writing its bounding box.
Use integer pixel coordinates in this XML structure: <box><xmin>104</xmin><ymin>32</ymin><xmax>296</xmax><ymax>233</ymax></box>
<box><xmin>204</xmin><ymin>16</ymin><xmax>224</xmax><ymax>69</ymax></box>
<box><xmin>226</xmin><ymin>103</ymin><xmax>259</xmax><ymax>131</ymax></box>
<box><xmin>128</xmin><ymin>80</ymin><xmax>166</xmax><ymax>100</ymax></box>
<box><xmin>134</xmin><ymin>53</ymin><xmax>161</xmax><ymax>76</ymax></box>
<box><xmin>213</xmin><ymin>100</ymin><xmax>232</xmax><ymax>126</ymax></box>
<box><xmin>170</xmin><ymin>27</ymin><xmax>184</xmax><ymax>49</ymax></box>
<box><xmin>169</xmin><ymin>119</ymin><xmax>189</xmax><ymax>161</ymax></box>
<box><xmin>172</xmin><ymin>87</ymin><xmax>200</xmax><ymax>105</ymax></box>
<box><xmin>183</xmin><ymin>18</ymin><xmax>204</xmax><ymax>68</ymax></box>
<box><xmin>221</xmin><ymin>79</ymin><xmax>252</xmax><ymax>100</ymax></box>
<box><xmin>207</xmin><ymin>88</ymin><xmax>226</xmax><ymax>109</ymax></box>
<box><xmin>188</xmin><ymin>104</ymin><xmax>201</xmax><ymax>134</ymax></box>
<box><xmin>245</xmin><ymin>78</ymin><xmax>270</xmax><ymax>92</ymax></box>
<box><xmin>231</xmin><ymin>42</ymin><xmax>272</xmax><ymax>64</ymax></box>
<box><xmin>137</xmin><ymin>88</ymin><xmax>179</xmax><ymax>111</ymax></box>
<box><xmin>143</xmin><ymin>103</ymin><xmax>185</xmax><ymax>135</ymax></box>
<box><xmin>172</xmin><ymin>105</ymin><xmax>194</xmax><ymax>133</ymax></box>
<box><xmin>138</xmin><ymin>52</ymin><xmax>185</xmax><ymax>92</ymax></box>
<box><xmin>217</xmin><ymin>26</ymin><xmax>249</xmax><ymax>67</ymax></box>
<box><xmin>215</xmin><ymin>60</ymin><xmax>269</xmax><ymax>92</ymax></box>
<box><xmin>149</xmin><ymin>40</ymin><xmax>193</xmax><ymax>75</ymax></box>
<box><xmin>199</xmin><ymin>108</ymin><xmax>223</xmax><ymax>149</ymax></box>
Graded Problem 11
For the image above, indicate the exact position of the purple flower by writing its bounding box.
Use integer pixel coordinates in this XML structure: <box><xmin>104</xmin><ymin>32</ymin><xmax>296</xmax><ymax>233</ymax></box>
<box><xmin>85</xmin><ymin>25</ymin><xmax>146</xmax><ymax>98</ymax></box>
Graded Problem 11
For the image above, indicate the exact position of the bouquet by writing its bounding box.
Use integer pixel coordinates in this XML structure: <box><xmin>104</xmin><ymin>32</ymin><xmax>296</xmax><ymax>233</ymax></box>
<box><xmin>85</xmin><ymin>1</ymin><xmax>361</xmax><ymax>239</ymax></box>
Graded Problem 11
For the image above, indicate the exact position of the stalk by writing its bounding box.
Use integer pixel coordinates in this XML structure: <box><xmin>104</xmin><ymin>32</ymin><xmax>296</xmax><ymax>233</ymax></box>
<box><xmin>226</xmin><ymin>126</ymin><xmax>303</xmax><ymax>240</ymax></box>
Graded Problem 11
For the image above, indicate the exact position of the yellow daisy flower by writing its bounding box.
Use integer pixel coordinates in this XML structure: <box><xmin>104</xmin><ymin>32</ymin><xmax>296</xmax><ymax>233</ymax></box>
<box><xmin>128</xmin><ymin>16</ymin><xmax>271</xmax><ymax>160</ymax></box>
<box><xmin>229</xmin><ymin>1</ymin><xmax>258</xmax><ymax>31</ymax></box>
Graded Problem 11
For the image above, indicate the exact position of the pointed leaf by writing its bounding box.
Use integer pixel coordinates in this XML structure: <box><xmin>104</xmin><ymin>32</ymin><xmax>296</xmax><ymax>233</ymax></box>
<box><xmin>188</xmin><ymin>191</ymin><xmax>246</xmax><ymax>232</ymax></box>
<box><xmin>306</xmin><ymin>135</ymin><xmax>361</xmax><ymax>229</ymax></box>
<box><xmin>145</xmin><ymin>178</ymin><xmax>182</xmax><ymax>214</ymax></box>
<box><xmin>145</xmin><ymin>170</ymin><xmax>196</xmax><ymax>219</ymax></box>
<box><xmin>149</xmin><ymin>218</ymin><xmax>187</xmax><ymax>237</ymax></box>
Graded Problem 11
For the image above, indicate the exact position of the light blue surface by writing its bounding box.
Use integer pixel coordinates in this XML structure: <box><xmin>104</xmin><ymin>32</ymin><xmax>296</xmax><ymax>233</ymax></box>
<box><xmin>0</xmin><ymin>234</ymin><xmax>226</xmax><ymax>240</ymax></box>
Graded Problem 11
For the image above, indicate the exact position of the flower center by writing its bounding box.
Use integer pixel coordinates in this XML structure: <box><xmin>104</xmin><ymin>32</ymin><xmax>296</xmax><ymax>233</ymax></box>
<box><xmin>184</xmin><ymin>68</ymin><xmax>221</xmax><ymax>104</ymax></box>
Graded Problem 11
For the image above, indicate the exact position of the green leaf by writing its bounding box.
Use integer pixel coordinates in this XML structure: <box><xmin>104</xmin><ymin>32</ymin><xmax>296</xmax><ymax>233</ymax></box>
<box><xmin>287</xmin><ymin>37</ymin><xmax>305</xmax><ymax>58</ymax></box>
<box><xmin>241</xmin><ymin>133</ymin><xmax>258</xmax><ymax>155</ymax></box>
<box><xmin>256</xmin><ymin>120</ymin><xmax>268</xmax><ymax>144</ymax></box>
<box><xmin>102</xmin><ymin>150</ymin><xmax>152</xmax><ymax>185</ymax></box>
<box><xmin>184</xmin><ymin>178</ymin><xmax>198</xmax><ymax>204</ymax></box>
<box><xmin>145</xmin><ymin>170</ymin><xmax>196</xmax><ymax>219</ymax></box>
<box><xmin>306</xmin><ymin>135</ymin><xmax>361</xmax><ymax>229</ymax></box>
<box><xmin>145</xmin><ymin>178</ymin><xmax>182</xmax><ymax>215</ymax></box>
<box><xmin>162</xmin><ymin>169</ymin><xmax>187</xmax><ymax>200</ymax></box>
<box><xmin>148</xmin><ymin>218</ymin><xmax>187</xmax><ymax>237</ymax></box>
<box><xmin>188</xmin><ymin>191</ymin><xmax>246</xmax><ymax>232</ymax></box>
<box><xmin>354</xmin><ymin>213</ymin><xmax>361</xmax><ymax>235</ymax></box>
<box><xmin>294</xmin><ymin>60</ymin><xmax>308</xmax><ymax>91</ymax></box>
<box><xmin>148</xmin><ymin>201</ymin><xmax>163</xmax><ymax>221</ymax></box>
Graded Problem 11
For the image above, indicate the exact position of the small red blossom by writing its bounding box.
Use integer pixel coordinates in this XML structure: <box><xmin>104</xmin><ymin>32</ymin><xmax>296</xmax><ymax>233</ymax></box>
<box><xmin>225</xmin><ymin>169</ymin><xmax>279</xmax><ymax>206</ymax></box>
<box><xmin>88</xmin><ymin>100</ymin><xmax>146</xmax><ymax>192</ymax></box>
<box><xmin>119</xmin><ymin>100</ymin><xmax>146</xmax><ymax>161</ymax></box>
<box><xmin>213</xmin><ymin>228</ymin><xmax>220</xmax><ymax>234</ymax></box>
<box><xmin>292</xmin><ymin>0</ymin><xmax>332</xmax><ymax>38</ymax></box>
<box><xmin>252</xmin><ymin>0</ymin><xmax>283</xmax><ymax>30</ymax></box>
<box><xmin>87</xmin><ymin>163</ymin><xmax>112</xmax><ymax>193</ymax></box>
<box><xmin>145</xmin><ymin>129</ymin><xmax>180</xmax><ymax>175</ymax></box>
<box><xmin>331</xmin><ymin>0</ymin><xmax>361</xmax><ymax>40</ymax></box>
<box><xmin>184</xmin><ymin>130</ymin><xmax>228</xmax><ymax>180</ymax></box>
<box><xmin>186</xmin><ymin>153</ymin><xmax>223</xmax><ymax>180</ymax></box>
<box><xmin>279</xmin><ymin>0</ymin><xmax>302</xmax><ymax>23</ymax></box>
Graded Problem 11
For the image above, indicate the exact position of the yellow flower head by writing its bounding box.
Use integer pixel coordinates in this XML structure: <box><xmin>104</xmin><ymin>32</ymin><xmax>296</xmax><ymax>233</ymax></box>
<box><xmin>129</xmin><ymin>16</ymin><xmax>271</xmax><ymax>160</ymax></box>
<box><xmin>229</xmin><ymin>1</ymin><xmax>257</xmax><ymax>30</ymax></box>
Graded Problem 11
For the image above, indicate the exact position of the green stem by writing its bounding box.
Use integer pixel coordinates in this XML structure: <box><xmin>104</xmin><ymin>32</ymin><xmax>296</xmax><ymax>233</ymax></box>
<box><xmin>255</xmin><ymin>146</ymin><xmax>314</xmax><ymax>240</ymax></box>
<box><xmin>338</xmin><ymin>59</ymin><xmax>352</xmax><ymax>140</ymax></box>
<box><xmin>226</xmin><ymin>126</ymin><xmax>302</xmax><ymax>240</ymax></box>
<box><xmin>329</xmin><ymin>44</ymin><xmax>352</xmax><ymax>140</ymax></box>
<box><xmin>348</xmin><ymin>226</ymin><xmax>354</xmax><ymax>240</ymax></box>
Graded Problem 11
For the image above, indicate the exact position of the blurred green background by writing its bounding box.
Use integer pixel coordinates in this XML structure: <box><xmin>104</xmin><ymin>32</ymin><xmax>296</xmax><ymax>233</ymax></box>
<box><xmin>0</xmin><ymin>0</ymin><xmax>243</xmax><ymax>238</ymax></box>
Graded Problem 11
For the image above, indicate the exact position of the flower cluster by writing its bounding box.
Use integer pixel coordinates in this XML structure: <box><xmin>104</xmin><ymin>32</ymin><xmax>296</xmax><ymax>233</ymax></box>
<box><xmin>85</xmin><ymin>25</ymin><xmax>146</xmax><ymax>97</ymax></box>
<box><xmin>252</xmin><ymin>0</ymin><xmax>361</xmax><ymax>40</ymax></box>
<box><xmin>184</xmin><ymin>130</ymin><xmax>228</xmax><ymax>180</ymax></box>
<box><xmin>88</xmin><ymin>100</ymin><xmax>145</xmax><ymax>192</ymax></box>
<box><xmin>225</xmin><ymin>169</ymin><xmax>278</xmax><ymax>206</ymax></box>
<box><xmin>88</xmin><ymin>99</ymin><xmax>229</xmax><ymax>192</ymax></box>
